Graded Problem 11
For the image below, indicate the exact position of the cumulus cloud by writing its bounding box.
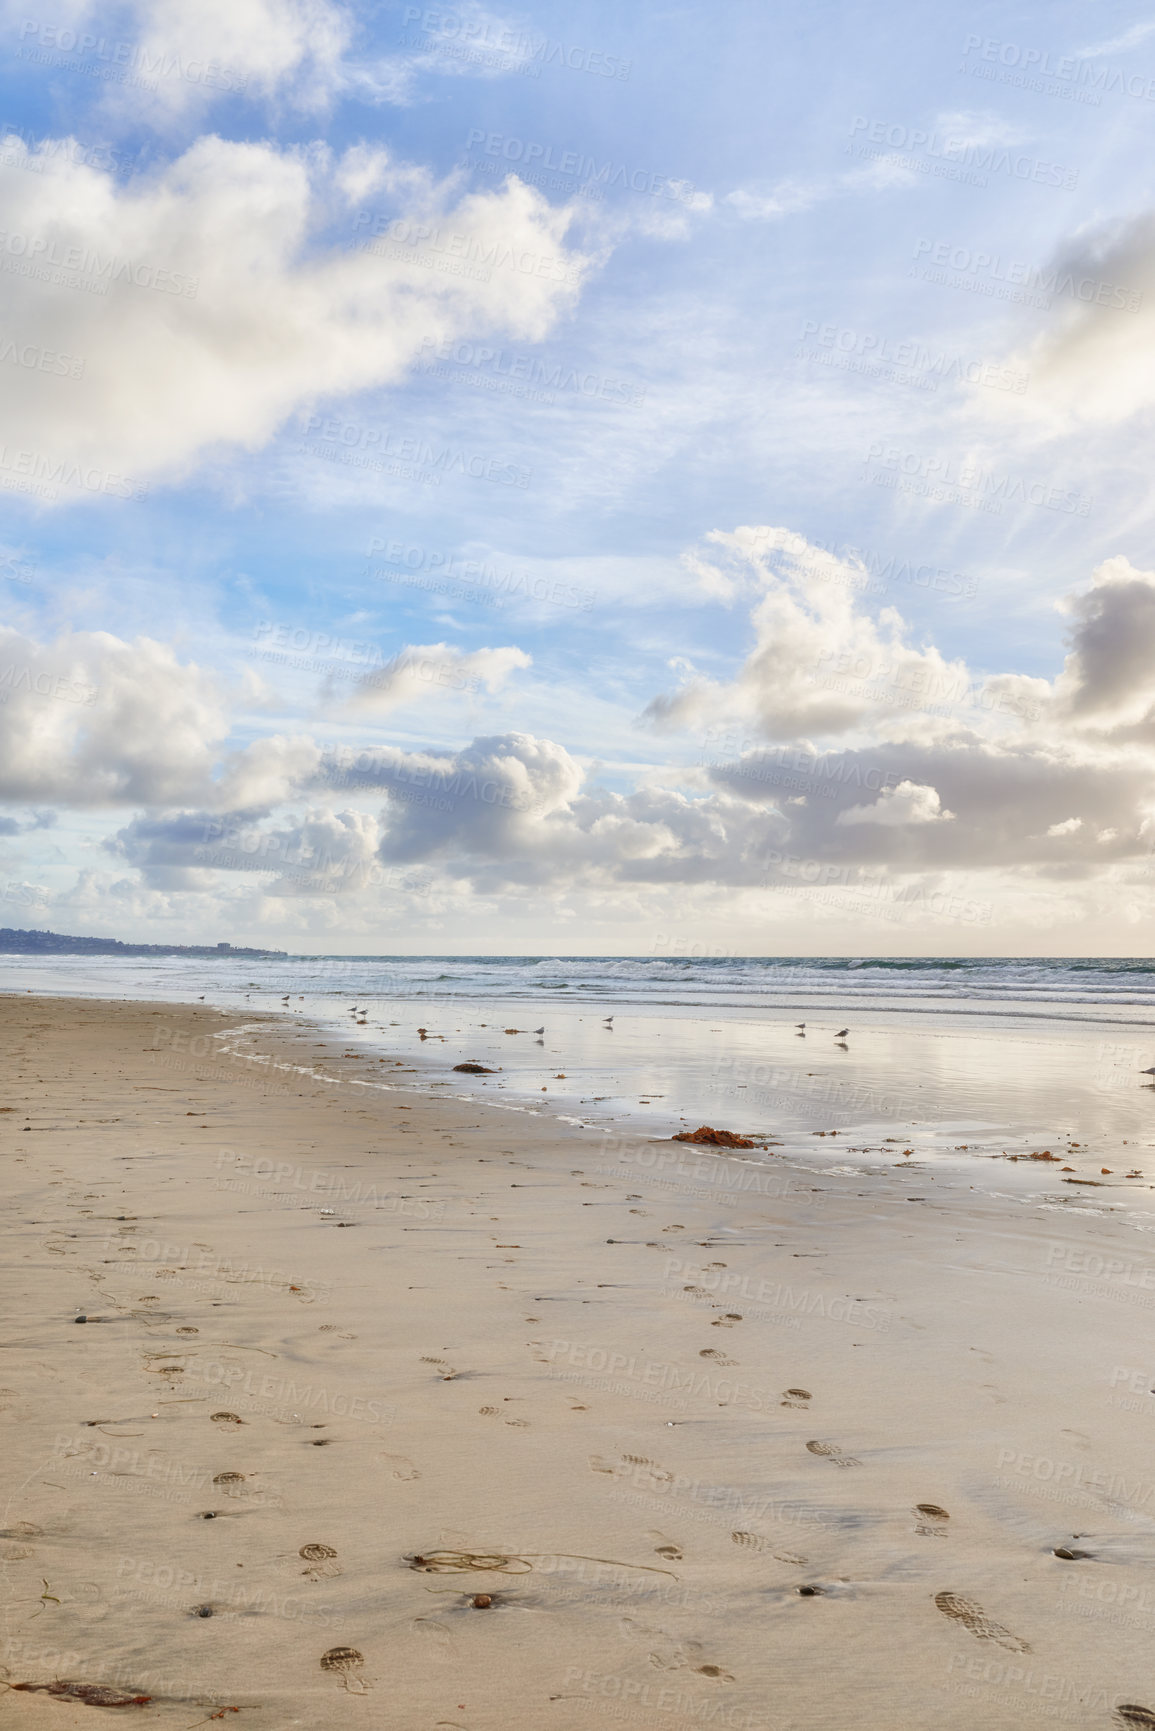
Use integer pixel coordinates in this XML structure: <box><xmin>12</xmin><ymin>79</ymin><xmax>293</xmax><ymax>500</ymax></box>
<box><xmin>642</xmin><ymin>526</ymin><xmax>971</xmax><ymax>739</ymax></box>
<box><xmin>1050</xmin><ymin>556</ymin><xmax>1155</xmax><ymax>730</ymax></box>
<box><xmin>836</xmin><ymin>780</ymin><xmax>954</xmax><ymax>827</ymax></box>
<box><xmin>998</xmin><ymin>212</ymin><xmax>1155</xmax><ymax>424</ymax></box>
<box><xmin>0</xmin><ymin>137</ymin><xmax>589</xmax><ymax>489</ymax></box>
<box><xmin>16</xmin><ymin>532</ymin><xmax>1155</xmax><ymax>915</ymax></box>
<box><xmin>0</xmin><ymin>626</ymin><xmax>228</xmax><ymax>804</ymax></box>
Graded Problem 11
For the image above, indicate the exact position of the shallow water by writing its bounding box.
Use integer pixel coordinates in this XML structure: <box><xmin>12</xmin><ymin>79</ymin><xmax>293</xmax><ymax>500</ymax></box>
<box><xmin>5</xmin><ymin>953</ymin><xmax>1155</xmax><ymax>1211</ymax></box>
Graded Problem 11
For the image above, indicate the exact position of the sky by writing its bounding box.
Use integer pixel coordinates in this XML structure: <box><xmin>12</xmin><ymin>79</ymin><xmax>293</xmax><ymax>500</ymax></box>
<box><xmin>2</xmin><ymin>0</ymin><xmax>1155</xmax><ymax>955</ymax></box>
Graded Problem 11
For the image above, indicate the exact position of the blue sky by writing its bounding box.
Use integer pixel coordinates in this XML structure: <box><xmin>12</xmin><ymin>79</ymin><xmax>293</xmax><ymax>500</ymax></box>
<box><xmin>2</xmin><ymin>0</ymin><xmax>1155</xmax><ymax>953</ymax></box>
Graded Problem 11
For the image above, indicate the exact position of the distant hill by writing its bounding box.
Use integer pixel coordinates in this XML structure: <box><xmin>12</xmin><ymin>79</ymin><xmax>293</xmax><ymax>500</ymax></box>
<box><xmin>0</xmin><ymin>927</ymin><xmax>286</xmax><ymax>959</ymax></box>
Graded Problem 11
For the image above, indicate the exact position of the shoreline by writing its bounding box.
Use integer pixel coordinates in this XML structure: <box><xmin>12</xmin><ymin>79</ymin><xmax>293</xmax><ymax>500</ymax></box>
<box><xmin>3</xmin><ymin>995</ymin><xmax>1155</xmax><ymax>1726</ymax></box>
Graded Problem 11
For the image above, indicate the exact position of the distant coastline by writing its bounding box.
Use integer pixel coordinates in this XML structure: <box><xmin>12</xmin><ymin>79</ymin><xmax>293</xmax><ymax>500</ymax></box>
<box><xmin>0</xmin><ymin>926</ymin><xmax>286</xmax><ymax>959</ymax></box>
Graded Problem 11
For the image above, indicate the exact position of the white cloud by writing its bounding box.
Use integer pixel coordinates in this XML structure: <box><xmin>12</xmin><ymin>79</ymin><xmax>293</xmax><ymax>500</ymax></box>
<box><xmin>14</xmin><ymin>533</ymin><xmax>1155</xmax><ymax>918</ymax></box>
<box><xmin>642</xmin><ymin>526</ymin><xmax>970</xmax><ymax>740</ymax></box>
<box><xmin>5</xmin><ymin>0</ymin><xmax>545</xmax><ymax>121</ymax></box>
<box><xmin>1074</xmin><ymin>20</ymin><xmax>1155</xmax><ymax>57</ymax></box>
<box><xmin>0</xmin><ymin>626</ymin><xmax>227</xmax><ymax>804</ymax></box>
<box><xmin>998</xmin><ymin>213</ymin><xmax>1155</xmax><ymax>426</ymax></box>
<box><xmin>342</xmin><ymin>643</ymin><xmax>531</xmax><ymax>714</ymax></box>
<box><xmin>724</xmin><ymin>159</ymin><xmax>914</xmax><ymax>224</ymax></box>
<box><xmin>0</xmin><ymin>138</ymin><xmax>590</xmax><ymax>490</ymax></box>
<box><xmin>837</xmin><ymin>780</ymin><xmax>954</xmax><ymax>826</ymax></box>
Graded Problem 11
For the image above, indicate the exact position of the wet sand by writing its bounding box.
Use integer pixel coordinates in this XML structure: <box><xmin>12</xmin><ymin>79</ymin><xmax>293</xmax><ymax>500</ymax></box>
<box><xmin>2</xmin><ymin>995</ymin><xmax>1155</xmax><ymax>1729</ymax></box>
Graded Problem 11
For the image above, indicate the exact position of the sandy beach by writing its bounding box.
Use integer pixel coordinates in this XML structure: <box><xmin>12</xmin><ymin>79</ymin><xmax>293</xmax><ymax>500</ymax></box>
<box><xmin>2</xmin><ymin>994</ymin><xmax>1155</xmax><ymax>1730</ymax></box>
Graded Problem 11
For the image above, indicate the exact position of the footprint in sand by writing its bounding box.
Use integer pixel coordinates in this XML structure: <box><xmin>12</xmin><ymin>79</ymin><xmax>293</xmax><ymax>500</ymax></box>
<box><xmin>805</xmin><ymin>1440</ymin><xmax>861</xmax><ymax>1467</ymax></box>
<box><xmin>210</xmin><ymin>1411</ymin><xmax>244</xmax><ymax>1426</ymax></box>
<box><xmin>915</xmin><ymin>1504</ymin><xmax>950</xmax><ymax>1537</ymax></box>
<box><xmin>1116</xmin><ymin>1709</ymin><xmax>1155</xmax><ymax>1729</ymax></box>
<box><xmin>622</xmin><ymin>1454</ymin><xmax>673</xmax><ymax>1481</ymax></box>
<box><xmin>683</xmin><ymin>1285</ymin><xmax>709</xmax><ymax>1297</ymax></box>
<box><xmin>620</xmin><ymin>1619</ymin><xmax>731</xmax><ymax>1680</ymax></box>
<box><xmin>379</xmin><ymin>1453</ymin><xmax>421</xmax><ymax>1480</ymax></box>
<box><xmin>647</xmin><ymin>1533</ymin><xmax>683</xmax><ymax>1560</ymax></box>
<box><xmin>781</xmin><ymin>1388</ymin><xmax>811</xmax><ymax>1408</ymax></box>
<box><xmin>421</xmin><ymin>1357</ymin><xmax>459</xmax><ymax>1380</ymax></box>
<box><xmin>699</xmin><ymin>1349</ymin><xmax>737</xmax><ymax>1366</ymax></box>
<box><xmin>711</xmin><ymin>1314</ymin><xmax>742</xmax><ymax>1328</ymax></box>
<box><xmin>731</xmin><ymin>1531</ymin><xmax>763</xmax><ymax>1551</ymax></box>
<box><xmin>479</xmin><ymin>1406</ymin><xmax>500</xmax><ymax>1417</ymax></box>
<box><xmin>320</xmin><ymin>1647</ymin><xmax>368</xmax><ymax>1694</ymax></box>
<box><xmin>411</xmin><ymin>1616</ymin><xmax>454</xmax><ymax>1653</ymax></box>
<box><xmin>299</xmin><ymin>1543</ymin><xmax>342</xmax><ymax>1579</ymax></box>
<box><xmin>934</xmin><ymin>1591</ymin><xmax>1029</xmax><ymax>1652</ymax></box>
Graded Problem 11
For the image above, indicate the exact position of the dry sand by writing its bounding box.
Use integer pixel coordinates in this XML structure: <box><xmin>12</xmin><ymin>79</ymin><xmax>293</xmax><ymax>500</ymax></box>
<box><xmin>1</xmin><ymin>995</ymin><xmax>1154</xmax><ymax>1730</ymax></box>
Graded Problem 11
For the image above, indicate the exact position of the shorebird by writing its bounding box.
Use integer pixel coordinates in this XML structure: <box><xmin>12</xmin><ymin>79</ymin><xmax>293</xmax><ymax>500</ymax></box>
<box><xmin>534</xmin><ymin>1026</ymin><xmax>545</xmax><ymax>1035</ymax></box>
<box><xmin>604</xmin><ymin>1016</ymin><xmax>614</xmax><ymax>1025</ymax></box>
<box><xmin>835</xmin><ymin>1028</ymin><xmax>849</xmax><ymax>1039</ymax></box>
<box><xmin>1142</xmin><ymin>1067</ymin><xmax>1155</xmax><ymax>1077</ymax></box>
